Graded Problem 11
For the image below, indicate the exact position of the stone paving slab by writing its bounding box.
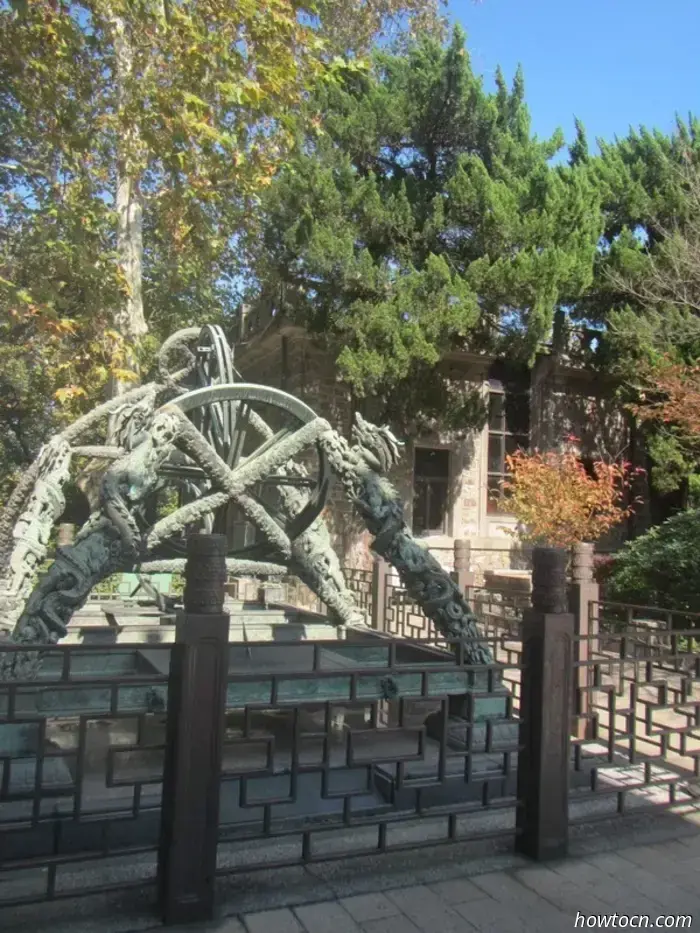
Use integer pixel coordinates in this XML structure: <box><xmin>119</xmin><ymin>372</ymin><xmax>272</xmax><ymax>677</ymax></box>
<box><xmin>244</xmin><ymin>908</ymin><xmax>304</xmax><ymax>933</ymax></box>
<box><xmin>294</xmin><ymin>901</ymin><xmax>363</xmax><ymax>933</ymax></box>
<box><xmin>234</xmin><ymin>835</ymin><xmax>700</xmax><ymax>933</ymax></box>
<box><xmin>338</xmin><ymin>894</ymin><xmax>402</xmax><ymax>923</ymax></box>
<box><xmin>427</xmin><ymin>877</ymin><xmax>490</xmax><ymax>906</ymax></box>
<box><xmin>383</xmin><ymin>885</ymin><xmax>477</xmax><ymax>933</ymax></box>
<box><xmin>2</xmin><ymin>811</ymin><xmax>700</xmax><ymax>933</ymax></box>
<box><xmin>237</xmin><ymin>840</ymin><xmax>700</xmax><ymax>933</ymax></box>
<box><xmin>254</xmin><ymin>829</ymin><xmax>699</xmax><ymax>933</ymax></box>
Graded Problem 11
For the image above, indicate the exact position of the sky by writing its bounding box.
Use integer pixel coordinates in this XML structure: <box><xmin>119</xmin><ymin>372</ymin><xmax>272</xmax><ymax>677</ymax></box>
<box><xmin>449</xmin><ymin>0</ymin><xmax>699</xmax><ymax>152</ymax></box>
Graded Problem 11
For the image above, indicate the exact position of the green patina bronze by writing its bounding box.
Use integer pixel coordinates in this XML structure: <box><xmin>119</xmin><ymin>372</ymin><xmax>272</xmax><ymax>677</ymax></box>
<box><xmin>0</xmin><ymin>325</ymin><xmax>492</xmax><ymax>679</ymax></box>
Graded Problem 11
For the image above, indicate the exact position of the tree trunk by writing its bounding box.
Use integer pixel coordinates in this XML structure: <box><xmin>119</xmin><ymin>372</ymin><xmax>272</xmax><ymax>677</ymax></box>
<box><xmin>107</xmin><ymin>6</ymin><xmax>148</xmax><ymax>398</ymax></box>
<box><xmin>628</xmin><ymin>417</ymin><xmax>652</xmax><ymax>538</ymax></box>
<box><xmin>114</xmin><ymin>167</ymin><xmax>146</xmax><ymax>340</ymax></box>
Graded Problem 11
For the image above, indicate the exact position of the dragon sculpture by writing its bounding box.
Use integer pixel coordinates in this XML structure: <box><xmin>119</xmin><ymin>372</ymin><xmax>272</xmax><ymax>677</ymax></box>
<box><xmin>0</xmin><ymin>325</ymin><xmax>491</xmax><ymax>678</ymax></box>
<box><xmin>320</xmin><ymin>415</ymin><xmax>490</xmax><ymax>664</ymax></box>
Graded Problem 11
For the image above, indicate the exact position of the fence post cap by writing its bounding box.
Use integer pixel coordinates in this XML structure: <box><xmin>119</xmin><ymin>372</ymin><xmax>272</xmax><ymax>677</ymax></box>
<box><xmin>531</xmin><ymin>546</ymin><xmax>569</xmax><ymax>614</ymax></box>
<box><xmin>571</xmin><ymin>541</ymin><xmax>594</xmax><ymax>584</ymax></box>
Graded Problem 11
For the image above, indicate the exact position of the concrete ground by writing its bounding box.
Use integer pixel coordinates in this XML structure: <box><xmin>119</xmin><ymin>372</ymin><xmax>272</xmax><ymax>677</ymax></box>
<box><xmin>2</xmin><ymin>807</ymin><xmax>699</xmax><ymax>933</ymax></box>
<box><xmin>206</xmin><ymin>821</ymin><xmax>700</xmax><ymax>933</ymax></box>
<box><xmin>233</xmin><ymin>839</ymin><xmax>700</xmax><ymax>933</ymax></box>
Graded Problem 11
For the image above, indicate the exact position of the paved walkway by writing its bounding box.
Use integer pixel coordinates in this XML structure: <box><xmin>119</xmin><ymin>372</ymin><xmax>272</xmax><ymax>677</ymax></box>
<box><xmin>3</xmin><ymin>811</ymin><xmax>700</xmax><ymax>933</ymax></box>
<box><xmin>158</xmin><ymin>830</ymin><xmax>700</xmax><ymax>933</ymax></box>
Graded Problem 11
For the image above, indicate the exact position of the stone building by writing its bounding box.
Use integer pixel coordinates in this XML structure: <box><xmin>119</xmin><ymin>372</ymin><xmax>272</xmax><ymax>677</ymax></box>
<box><xmin>234</xmin><ymin>308</ymin><xmax>636</xmax><ymax>582</ymax></box>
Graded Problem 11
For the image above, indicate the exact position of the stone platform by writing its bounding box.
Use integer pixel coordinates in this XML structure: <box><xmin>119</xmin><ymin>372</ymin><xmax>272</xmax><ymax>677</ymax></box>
<box><xmin>64</xmin><ymin>597</ymin><xmax>336</xmax><ymax>646</ymax></box>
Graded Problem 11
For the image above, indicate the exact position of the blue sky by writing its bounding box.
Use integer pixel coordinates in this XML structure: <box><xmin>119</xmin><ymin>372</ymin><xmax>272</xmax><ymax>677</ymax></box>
<box><xmin>449</xmin><ymin>0</ymin><xmax>699</xmax><ymax>152</ymax></box>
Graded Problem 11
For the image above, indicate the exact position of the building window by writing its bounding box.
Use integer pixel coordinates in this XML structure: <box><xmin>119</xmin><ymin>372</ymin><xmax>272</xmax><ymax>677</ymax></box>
<box><xmin>413</xmin><ymin>447</ymin><xmax>450</xmax><ymax>535</ymax></box>
<box><xmin>487</xmin><ymin>386</ymin><xmax>529</xmax><ymax>514</ymax></box>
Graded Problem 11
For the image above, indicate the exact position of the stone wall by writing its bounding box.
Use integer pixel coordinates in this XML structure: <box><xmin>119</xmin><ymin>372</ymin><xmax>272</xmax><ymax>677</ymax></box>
<box><xmin>530</xmin><ymin>353</ymin><xmax>628</xmax><ymax>459</ymax></box>
<box><xmin>235</xmin><ymin>328</ymin><xmax>633</xmax><ymax>572</ymax></box>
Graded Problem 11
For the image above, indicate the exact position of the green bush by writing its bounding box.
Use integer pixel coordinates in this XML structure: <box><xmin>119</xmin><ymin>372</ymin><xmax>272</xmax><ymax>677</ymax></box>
<box><xmin>608</xmin><ymin>509</ymin><xmax>700</xmax><ymax>612</ymax></box>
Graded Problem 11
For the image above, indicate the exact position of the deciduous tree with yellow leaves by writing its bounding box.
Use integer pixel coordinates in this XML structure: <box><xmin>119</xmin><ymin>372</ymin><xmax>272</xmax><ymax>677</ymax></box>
<box><xmin>0</xmin><ymin>0</ymin><xmax>443</xmax><ymax>495</ymax></box>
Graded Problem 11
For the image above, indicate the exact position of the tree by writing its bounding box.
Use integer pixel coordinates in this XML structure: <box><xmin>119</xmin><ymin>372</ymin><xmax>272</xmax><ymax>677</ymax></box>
<box><xmin>499</xmin><ymin>442</ymin><xmax>639</xmax><ymax>549</ymax></box>
<box><xmin>608</xmin><ymin>508</ymin><xmax>700</xmax><ymax>615</ymax></box>
<box><xmin>592</xmin><ymin>148</ymin><xmax>700</xmax><ymax>372</ymax></box>
<box><xmin>0</xmin><ymin>0</ymin><xmax>442</xmax><ymax>491</ymax></box>
<box><xmin>244</xmin><ymin>27</ymin><xmax>602</xmax><ymax>432</ymax></box>
<box><xmin>626</xmin><ymin>354</ymin><xmax>700</xmax><ymax>501</ymax></box>
<box><xmin>629</xmin><ymin>357</ymin><xmax>700</xmax><ymax>441</ymax></box>
<box><xmin>568</xmin><ymin>119</ymin><xmax>700</xmax><ymax>505</ymax></box>
<box><xmin>570</xmin><ymin>119</ymin><xmax>700</xmax><ymax>355</ymax></box>
<box><xmin>607</xmin><ymin>161</ymin><xmax>700</xmax><ymax>320</ymax></box>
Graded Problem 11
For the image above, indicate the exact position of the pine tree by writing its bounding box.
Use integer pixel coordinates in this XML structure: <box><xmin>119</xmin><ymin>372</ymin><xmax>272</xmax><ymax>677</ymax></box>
<box><xmin>246</xmin><ymin>27</ymin><xmax>602</xmax><ymax>431</ymax></box>
<box><xmin>571</xmin><ymin>117</ymin><xmax>700</xmax><ymax>503</ymax></box>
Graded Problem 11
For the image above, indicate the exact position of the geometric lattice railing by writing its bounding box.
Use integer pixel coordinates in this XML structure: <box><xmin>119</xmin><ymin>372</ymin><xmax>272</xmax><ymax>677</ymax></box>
<box><xmin>0</xmin><ymin>642</ymin><xmax>171</xmax><ymax>908</ymax></box>
<box><xmin>570</xmin><ymin>625</ymin><xmax>700</xmax><ymax>823</ymax></box>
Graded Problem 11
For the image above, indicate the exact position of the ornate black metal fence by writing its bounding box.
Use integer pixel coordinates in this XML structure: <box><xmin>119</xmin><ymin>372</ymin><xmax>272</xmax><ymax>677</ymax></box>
<box><xmin>0</xmin><ymin>631</ymin><xmax>527</xmax><ymax>913</ymax></box>
<box><xmin>383</xmin><ymin>576</ymin><xmax>434</xmax><ymax>641</ymax></box>
<box><xmin>339</xmin><ymin>566</ymin><xmax>374</xmax><ymax>618</ymax></box>
<box><xmin>3</xmin><ymin>546</ymin><xmax>700</xmax><ymax>925</ymax></box>
<box><xmin>0</xmin><ymin>642</ymin><xmax>171</xmax><ymax>908</ymax></box>
<box><xmin>216</xmin><ymin>631</ymin><xmax>524</xmax><ymax>875</ymax></box>
<box><xmin>471</xmin><ymin>588</ymin><xmax>527</xmax><ymax>638</ymax></box>
<box><xmin>341</xmin><ymin>567</ymin><xmax>530</xmax><ymax>705</ymax></box>
<box><xmin>340</xmin><ymin>560</ymin><xmax>530</xmax><ymax>637</ymax></box>
<box><xmin>592</xmin><ymin>599</ymin><xmax>700</xmax><ymax>636</ymax></box>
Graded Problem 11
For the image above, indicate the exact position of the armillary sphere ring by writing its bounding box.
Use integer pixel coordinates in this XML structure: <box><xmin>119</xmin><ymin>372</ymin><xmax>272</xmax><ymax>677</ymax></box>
<box><xmin>167</xmin><ymin>323</ymin><xmax>240</xmax><ymax>539</ymax></box>
<box><xmin>154</xmin><ymin>382</ymin><xmax>332</xmax><ymax>563</ymax></box>
<box><xmin>189</xmin><ymin>323</ymin><xmax>239</xmax><ymax>467</ymax></box>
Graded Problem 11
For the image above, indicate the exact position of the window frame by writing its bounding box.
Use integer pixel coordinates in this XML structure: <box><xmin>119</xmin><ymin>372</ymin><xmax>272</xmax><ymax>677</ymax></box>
<box><xmin>412</xmin><ymin>446</ymin><xmax>451</xmax><ymax>536</ymax></box>
<box><xmin>486</xmin><ymin>384</ymin><xmax>530</xmax><ymax>515</ymax></box>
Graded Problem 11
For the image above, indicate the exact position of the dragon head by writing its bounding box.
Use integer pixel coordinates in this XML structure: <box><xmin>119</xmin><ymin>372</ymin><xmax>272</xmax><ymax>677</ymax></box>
<box><xmin>351</xmin><ymin>413</ymin><xmax>404</xmax><ymax>474</ymax></box>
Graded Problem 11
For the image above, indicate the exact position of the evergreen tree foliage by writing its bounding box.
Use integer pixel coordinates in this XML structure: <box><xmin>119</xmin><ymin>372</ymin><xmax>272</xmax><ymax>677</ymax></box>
<box><xmin>246</xmin><ymin>27</ymin><xmax>603</xmax><ymax>431</ymax></box>
<box><xmin>608</xmin><ymin>507</ymin><xmax>700</xmax><ymax>614</ymax></box>
<box><xmin>571</xmin><ymin>117</ymin><xmax>700</xmax><ymax>500</ymax></box>
<box><xmin>574</xmin><ymin>117</ymin><xmax>700</xmax><ymax>355</ymax></box>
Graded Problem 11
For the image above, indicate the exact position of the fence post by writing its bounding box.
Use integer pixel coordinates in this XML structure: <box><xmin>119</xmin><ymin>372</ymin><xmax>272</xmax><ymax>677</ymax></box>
<box><xmin>158</xmin><ymin>534</ymin><xmax>230</xmax><ymax>925</ymax></box>
<box><xmin>453</xmin><ymin>539</ymin><xmax>476</xmax><ymax>600</ymax></box>
<box><xmin>516</xmin><ymin>546</ymin><xmax>573</xmax><ymax>861</ymax></box>
<box><xmin>371</xmin><ymin>555</ymin><xmax>388</xmax><ymax>632</ymax></box>
<box><xmin>569</xmin><ymin>542</ymin><xmax>599</xmax><ymax>740</ymax></box>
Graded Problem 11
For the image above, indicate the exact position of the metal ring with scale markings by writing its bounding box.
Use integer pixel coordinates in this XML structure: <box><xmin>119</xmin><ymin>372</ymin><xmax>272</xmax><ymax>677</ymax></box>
<box><xmin>151</xmin><ymin>342</ymin><xmax>332</xmax><ymax>561</ymax></box>
<box><xmin>191</xmin><ymin>324</ymin><xmax>237</xmax><ymax>467</ymax></box>
<box><xmin>170</xmin><ymin>384</ymin><xmax>331</xmax><ymax>555</ymax></box>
